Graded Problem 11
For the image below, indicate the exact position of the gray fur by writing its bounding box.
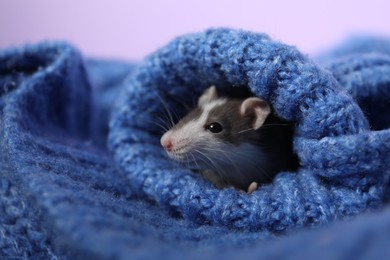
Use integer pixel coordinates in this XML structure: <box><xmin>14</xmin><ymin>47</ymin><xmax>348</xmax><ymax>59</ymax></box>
<box><xmin>205</xmin><ymin>99</ymin><xmax>260</xmax><ymax>145</ymax></box>
<box><xmin>161</xmin><ymin>89</ymin><xmax>298</xmax><ymax>190</ymax></box>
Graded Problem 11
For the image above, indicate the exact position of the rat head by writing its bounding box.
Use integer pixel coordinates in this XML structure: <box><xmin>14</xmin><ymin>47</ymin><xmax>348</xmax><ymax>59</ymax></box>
<box><xmin>160</xmin><ymin>86</ymin><xmax>271</xmax><ymax>169</ymax></box>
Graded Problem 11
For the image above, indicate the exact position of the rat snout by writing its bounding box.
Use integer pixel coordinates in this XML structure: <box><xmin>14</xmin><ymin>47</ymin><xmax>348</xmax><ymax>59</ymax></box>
<box><xmin>160</xmin><ymin>131</ymin><xmax>173</xmax><ymax>151</ymax></box>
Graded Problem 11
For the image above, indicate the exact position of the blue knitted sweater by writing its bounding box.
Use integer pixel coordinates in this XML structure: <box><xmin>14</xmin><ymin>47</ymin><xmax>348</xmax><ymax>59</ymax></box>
<box><xmin>1</xmin><ymin>28</ymin><xmax>390</xmax><ymax>259</ymax></box>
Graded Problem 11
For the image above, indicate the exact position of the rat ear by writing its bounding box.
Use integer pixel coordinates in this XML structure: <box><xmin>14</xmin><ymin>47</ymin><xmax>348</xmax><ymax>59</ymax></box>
<box><xmin>198</xmin><ymin>86</ymin><xmax>218</xmax><ymax>107</ymax></box>
<box><xmin>240</xmin><ymin>97</ymin><xmax>271</xmax><ymax>129</ymax></box>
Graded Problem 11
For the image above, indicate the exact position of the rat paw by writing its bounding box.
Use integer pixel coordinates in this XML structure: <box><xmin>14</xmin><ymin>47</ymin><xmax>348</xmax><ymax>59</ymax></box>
<box><xmin>247</xmin><ymin>182</ymin><xmax>258</xmax><ymax>193</ymax></box>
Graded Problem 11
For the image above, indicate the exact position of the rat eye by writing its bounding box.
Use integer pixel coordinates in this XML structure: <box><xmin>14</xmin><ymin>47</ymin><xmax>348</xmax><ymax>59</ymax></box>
<box><xmin>205</xmin><ymin>122</ymin><xmax>223</xmax><ymax>133</ymax></box>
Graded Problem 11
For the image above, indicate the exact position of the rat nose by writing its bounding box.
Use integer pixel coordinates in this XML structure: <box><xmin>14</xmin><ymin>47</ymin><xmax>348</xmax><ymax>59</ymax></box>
<box><xmin>160</xmin><ymin>133</ymin><xmax>173</xmax><ymax>151</ymax></box>
<box><xmin>163</xmin><ymin>140</ymin><xmax>173</xmax><ymax>151</ymax></box>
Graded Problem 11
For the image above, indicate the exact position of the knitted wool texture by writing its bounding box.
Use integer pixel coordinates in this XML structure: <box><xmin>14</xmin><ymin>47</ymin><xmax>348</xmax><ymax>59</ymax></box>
<box><xmin>1</xmin><ymin>28</ymin><xmax>390</xmax><ymax>258</ymax></box>
<box><xmin>109</xmin><ymin>28</ymin><xmax>388</xmax><ymax>230</ymax></box>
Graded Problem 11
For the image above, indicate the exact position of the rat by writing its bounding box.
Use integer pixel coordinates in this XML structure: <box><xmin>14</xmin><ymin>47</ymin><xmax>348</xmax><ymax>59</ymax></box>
<box><xmin>160</xmin><ymin>86</ymin><xmax>298</xmax><ymax>193</ymax></box>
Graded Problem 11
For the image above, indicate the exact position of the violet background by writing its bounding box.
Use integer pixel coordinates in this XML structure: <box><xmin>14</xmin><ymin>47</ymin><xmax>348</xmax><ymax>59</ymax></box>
<box><xmin>0</xmin><ymin>0</ymin><xmax>389</xmax><ymax>60</ymax></box>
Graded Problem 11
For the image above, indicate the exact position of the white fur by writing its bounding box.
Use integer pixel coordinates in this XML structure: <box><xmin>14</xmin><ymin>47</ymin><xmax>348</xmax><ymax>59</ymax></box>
<box><xmin>163</xmin><ymin>98</ymin><xmax>227</xmax><ymax>163</ymax></box>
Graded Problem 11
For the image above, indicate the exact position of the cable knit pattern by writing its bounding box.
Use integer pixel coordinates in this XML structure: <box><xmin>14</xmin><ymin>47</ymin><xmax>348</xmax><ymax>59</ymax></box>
<box><xmin>1</xmin><ymin>28</ymin><xmax>390</xmax><ymax>258</ymax></box>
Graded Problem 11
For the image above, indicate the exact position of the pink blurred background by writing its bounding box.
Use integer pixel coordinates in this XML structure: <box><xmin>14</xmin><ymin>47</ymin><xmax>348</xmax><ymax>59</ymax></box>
<box><xmin>0</xmin><ymin>0</ymin><xmax>389</xmax><ymax>60</ymax></box>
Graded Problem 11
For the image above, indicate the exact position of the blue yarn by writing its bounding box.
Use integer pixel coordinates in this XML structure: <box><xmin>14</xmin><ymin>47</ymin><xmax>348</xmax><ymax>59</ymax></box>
<box><xmin>109</xmin><ymin>28</ymin><xmax>387</xmax><ymax>231</ymax></box>
<box><xmin>1</xmin><ymin>28</ymin><xmax>390</xmax><ymax>258</ymax></box>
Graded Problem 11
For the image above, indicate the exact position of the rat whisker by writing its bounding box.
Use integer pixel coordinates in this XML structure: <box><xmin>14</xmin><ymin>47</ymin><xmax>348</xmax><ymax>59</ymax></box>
<box><xmin>132</xmin><ymin>113</ymin><xmax>171</xmax><ymax>134</ymax></box>
<box><xmin>152</xmin><ymin>119</ymin><xmax>170</xmax><ymax>133</ymax></box>
<box><xmin>261</xmin><ymin>123</ymin><xmax>293</xmax><ymax>128</ymax></box>
<box><xmin>214</xmin><ymin>148</ymin><xmax>247</xmax><ymax>185</ymax></box>
<box><xmin>189</xmin><ymin>151</ymin><xmax>204</xmax><ymax>173</ymax></box>
<box><xmin>198</xmin><ymin>144</ymin><xmax>244</xmax><ymax>183</ymax></box>
<box><xmin>155</xmin><ymin>92</ymin><xmax>177</xmax><ymax>128</ymax></box>
<box><xmin>194</xmin><ymin>149</ymin><xmax>219</xmax><ymax>170</ymax></box>
<box><xmin>202</xmin><ymin>142</ymin><xmax>273</xmax><ymax>186</ymax></box>
<box><xmin>236</xmin><ymin>128</ymin><xmax>255</xmax><ymax>134</ymax></box>
<box><xmin>156</xmin><ymin>116</ymin><xmax>172</xmax><ymax>131</ymax></box>
<box><xmin>194</xmin><ymin>149</ymin><xmax>226</xmax><ymax>179</ymax></box>
<box><xmin>185</xmin><ymin>153</ymin><xmax>193</xmax><ymax>170</ymax></box>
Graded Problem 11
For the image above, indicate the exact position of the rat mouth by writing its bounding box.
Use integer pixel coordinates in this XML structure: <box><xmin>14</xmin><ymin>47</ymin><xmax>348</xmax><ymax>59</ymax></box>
<box><xmin>166</xmin><ymin>151</ymin><xmax>202</xmax><ymax>169</ymax></box>
<box><xmin>165</xmin><ymin>145</ymin><xmax>210</xmax><ymax>170</ymax></box>
<box><xmin>163</xmin><ymin>137</ymin><xmax>225</xmax><ymax>171</ymax></box>
<box><xmin>167</xmin><ymin>149</ymin><xmax>195</xmax><ymax>162</ymax></box>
